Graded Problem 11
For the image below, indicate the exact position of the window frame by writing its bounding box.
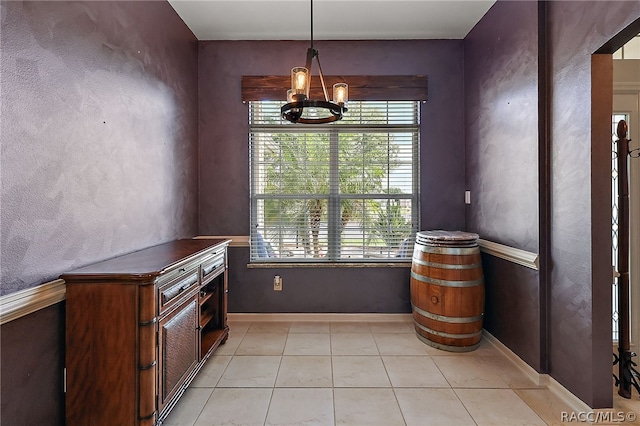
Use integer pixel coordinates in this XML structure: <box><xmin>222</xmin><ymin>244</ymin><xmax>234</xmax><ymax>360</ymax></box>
<box><xmin>249</xmin><ymin>100</ymin><xmax>420</xmax><ymax>264</ymax></box>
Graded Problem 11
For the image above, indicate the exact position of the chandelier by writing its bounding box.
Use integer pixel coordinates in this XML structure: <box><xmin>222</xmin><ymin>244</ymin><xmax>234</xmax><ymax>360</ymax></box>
<box><xmin>281</xmin><ymin>0</ymin><xmax>348</xmax><ymax>124</ymax></box>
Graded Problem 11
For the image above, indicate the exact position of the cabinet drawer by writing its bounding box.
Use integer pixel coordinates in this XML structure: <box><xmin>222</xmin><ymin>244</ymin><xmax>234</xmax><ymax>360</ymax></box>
<box><xmin>159</xmin><ymin>270</ymin><xmax>199</xmax><ymax>311</ymax></box>
<box><xmin>201</xmin><ymin>253</ymin><xmax>225</xmax><ymax>284</ymax></box>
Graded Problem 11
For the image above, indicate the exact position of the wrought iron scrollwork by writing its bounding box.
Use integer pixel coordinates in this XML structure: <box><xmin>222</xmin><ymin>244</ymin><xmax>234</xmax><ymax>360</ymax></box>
<box><xmin>614</xmin><ymin>352</ymin><xmax>640</xmax><ymax>395</ymax></box>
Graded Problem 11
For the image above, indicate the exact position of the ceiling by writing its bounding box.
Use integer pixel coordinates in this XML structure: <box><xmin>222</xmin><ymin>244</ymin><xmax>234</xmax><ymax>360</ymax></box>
<box><xmin>167</xmin><ymin>0</ymin><xmax>496</xmax><ymax>41</ymax></box>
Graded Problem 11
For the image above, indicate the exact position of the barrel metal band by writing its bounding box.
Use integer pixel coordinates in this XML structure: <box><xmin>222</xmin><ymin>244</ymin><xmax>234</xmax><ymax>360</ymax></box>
<box><xmin>411</xmin><ymin>257</ymin><xmax>482</xmax><ymax>270</ymax></box>
<box><xmin>411</xmin><ymin>302</ymin><xmax>483</xmax><ymax>324</ymax></box>
<box><xmin>414</xmin><ymin>332</ymin><xmax>481</xmax><ymax>352</ymax></box>
<box><xmin>414</xmin><ymin>245</ymin><xmax>479</xmax><ymax>256</ymax></box>
<box><xmin>414</xmin><ymin>321</ymin><xmax>482</xmax><ymax>339</ymax></box>
<box><xmin>410</xmin><ymin>271</ymin><xmax>484</xmax><ymax>288</ymax></box>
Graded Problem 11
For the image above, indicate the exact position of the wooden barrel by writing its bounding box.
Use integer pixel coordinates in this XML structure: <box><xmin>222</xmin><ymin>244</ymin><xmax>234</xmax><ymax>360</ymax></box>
<box><xmin>410</xmin><ymin>230</ymin><xmax>484</xmax><ymax>352</ymax></box>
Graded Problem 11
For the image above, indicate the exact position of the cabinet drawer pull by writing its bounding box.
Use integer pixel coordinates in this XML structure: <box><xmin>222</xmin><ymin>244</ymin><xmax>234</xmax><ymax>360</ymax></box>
<box><xmin>161</xmin><ymin>274</ymin><xmax>198</xmax><ymax>305</ymax></box>
<box><xmin>139</xmin><ymin>317</ymin><xmax>157</xmax><ymax>327</ymax></box>
<box><xmin>139</xmin><ymin>360</ymin><xmax>157</xmax><ymax>371</ymax></box>
<box><xmin>203</xmin><ymin>261</ymin><xmax>224</xmax><ymax>277</ymax></box>
<box><xmin>139</xmin><ymin>410</ymin><xmax>157</xmax><ymax>422</ymax></box>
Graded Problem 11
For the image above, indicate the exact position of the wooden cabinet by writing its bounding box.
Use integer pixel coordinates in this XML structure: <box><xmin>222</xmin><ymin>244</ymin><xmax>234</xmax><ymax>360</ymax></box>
<box><xmin>62</xmin><ymin>239</ymin><xmax>230</xmax><ymax>426</ymax></box>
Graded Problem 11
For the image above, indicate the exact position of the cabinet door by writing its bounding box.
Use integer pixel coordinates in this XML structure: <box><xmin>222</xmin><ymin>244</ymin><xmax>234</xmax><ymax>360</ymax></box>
<box><xmin>158</xmin><ymin>293</ymin><xmax>199</xmax><ymax>414</ymax></box>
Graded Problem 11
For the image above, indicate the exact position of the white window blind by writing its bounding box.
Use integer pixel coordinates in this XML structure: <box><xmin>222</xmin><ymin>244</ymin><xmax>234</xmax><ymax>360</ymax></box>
<box><xmin>249</xmin><ymin>100</ymin><xmax>420</xmax><ymax>262</ymax></box>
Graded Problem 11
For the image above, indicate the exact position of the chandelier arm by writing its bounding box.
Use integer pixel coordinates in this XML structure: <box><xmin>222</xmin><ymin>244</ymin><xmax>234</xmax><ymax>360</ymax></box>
<box><xmin>315</xmin><ymin>52</ymin><xmax>331</xmax><ymax>102</ymax></box>
<box><xmin>304</xmin><ymin>48</ymin><xmax>315</xmax><ymax>96</ymax></box>
<box><xmin>305</xmin><ymin>48</ymin><xmax>315</xmax><ymax>71</ymax></box>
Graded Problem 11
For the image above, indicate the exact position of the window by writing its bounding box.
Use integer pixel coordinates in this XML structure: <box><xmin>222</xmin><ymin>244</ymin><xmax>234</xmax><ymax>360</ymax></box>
<box><xmin>612</xmin><ymin>113</ymin><xmax>627</xmax><ymax>341</ymax></box>
<box><xmin>249</xmin><ymin>100</ymin><xmax>419</xmax><ymax>262</ymax></box>
<box><xmin>613</xmin><ymin>33</ymin><xmax>640</xmax><ymax>60</ymax></box>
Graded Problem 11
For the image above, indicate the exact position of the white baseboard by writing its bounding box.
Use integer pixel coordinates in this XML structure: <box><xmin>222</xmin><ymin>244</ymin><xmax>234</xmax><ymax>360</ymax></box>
<box><xmin>482</xmin><ymin>331</ymin><xmax>547</xmax><ymax>386</ymax></box>
<box><xmin>483</xmin><ymin>330</ymin><xmax>591</xmax><ymax>413</ymax></box>
<box><xmin>546</xmin><ymin>376</ymin><xmax>592</xmax><ymax>414</ymax></box>
<box><xmin>228</xmin><ymin>313</ymin><xmax>413</xmax><ymax>322</ymax></box>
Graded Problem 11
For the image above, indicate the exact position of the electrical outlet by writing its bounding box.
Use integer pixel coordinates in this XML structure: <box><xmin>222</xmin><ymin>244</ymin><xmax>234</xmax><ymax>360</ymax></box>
<box><xmin>273</xmin><ymin>275</ymin><xmax>282</xmax><ymax>291</ymax></box>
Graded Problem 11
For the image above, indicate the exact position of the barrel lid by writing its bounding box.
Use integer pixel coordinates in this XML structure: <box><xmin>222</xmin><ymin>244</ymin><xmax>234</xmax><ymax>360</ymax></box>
<box><xmin>416</xmin><ymin>230</ymin><xmax>479</xmax><ymax>244</ymax></box>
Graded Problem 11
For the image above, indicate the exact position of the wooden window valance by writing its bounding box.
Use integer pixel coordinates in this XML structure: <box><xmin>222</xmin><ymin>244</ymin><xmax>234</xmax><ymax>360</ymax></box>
<box><xmin>241</xmin><ymin>75</ymin><xmax>427</xmax><ymax>102</ymax></box>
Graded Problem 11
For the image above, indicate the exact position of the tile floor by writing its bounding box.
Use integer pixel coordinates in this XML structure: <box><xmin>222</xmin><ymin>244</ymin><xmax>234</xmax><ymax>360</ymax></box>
<box><xmin>163</xmin><ymin>318</ymin><xmax>640</xmax><ymax>426</ymax></box>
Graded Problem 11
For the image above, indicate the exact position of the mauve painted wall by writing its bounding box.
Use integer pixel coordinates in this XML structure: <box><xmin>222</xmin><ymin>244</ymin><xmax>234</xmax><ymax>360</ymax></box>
<box><xmin>1</xmin><ymin>1</ymin><xmax>199</xmax><ymax>296</ymax></box>
<box><xmin>464</xmin><ymin>0</ymin><xmax>541</xmax><ymax>371</ymax></box>
<box><xmin>227</xmin><ymin>247</ymin><xmax>411</xmax><ymax>313</ymax></box>
<box><xmin>548</xmin><ymin>0</ymin><xmax>640</xmax><ymax>408</ymax></box>
<box><xmin>0</xmin><ymin>303</ymin><xmax>65</xmax><ymax>425</ymax></box>
<box><xmin>0</xmin><ymin>1</ymin><xmax>198</xmax><ymax>423</ymax></box>
<box><xmin>198</xmin><ymin>40</ymin><xmax>466</xmax><ymax>312</ymax></box>
<box><xmin>481</xmin><ymin>253</ymin><xmax>540</xmax><ymax>364</ymax></box>
<box><xmin>465</xmin><ymin>0</ymin><xmax>539</xmax><ymax>252</ymax></box>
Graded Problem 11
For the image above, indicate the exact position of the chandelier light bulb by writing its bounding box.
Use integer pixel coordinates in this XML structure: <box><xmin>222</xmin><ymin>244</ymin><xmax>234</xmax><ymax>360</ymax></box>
<box><xmin>291</xmin><ymin>67</ymin><xmax>308</xmax><ymax>97</ymax></box>
<box><xmin>333</xmin><ymin>83</ymin><xmax>348</xmax><ymax>105</ymax></box>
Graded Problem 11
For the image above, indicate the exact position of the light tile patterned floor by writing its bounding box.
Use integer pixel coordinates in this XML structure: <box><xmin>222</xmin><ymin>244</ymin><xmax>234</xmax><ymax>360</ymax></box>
<box><xmin>163</xmin><ymin>319</ymin><xmax>640</xmax><ymax>426</ymax></box>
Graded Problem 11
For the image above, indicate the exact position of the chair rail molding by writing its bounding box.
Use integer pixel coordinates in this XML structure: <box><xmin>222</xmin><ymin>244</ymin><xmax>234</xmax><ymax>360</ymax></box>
<box><xmin>0</xmin><ymin>279</ymin><xmax>66</xmax><ymax>325</ymax></box>
<box><xmin>477</xmin><ymin>239</ymin><xmax>540</xmax><ymax>270</ymax></box>
<box><xmin>194</xmin><ymin>235</ymin><xmax>249</xmax><ymax>247</ymax></box>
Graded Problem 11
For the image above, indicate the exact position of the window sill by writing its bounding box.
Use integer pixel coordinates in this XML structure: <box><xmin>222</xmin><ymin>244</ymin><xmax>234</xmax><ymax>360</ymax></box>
<box><xmin>246</xmin><ymin>262</ymin><xmax>412</xmax><ymax>269</ymax></box>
